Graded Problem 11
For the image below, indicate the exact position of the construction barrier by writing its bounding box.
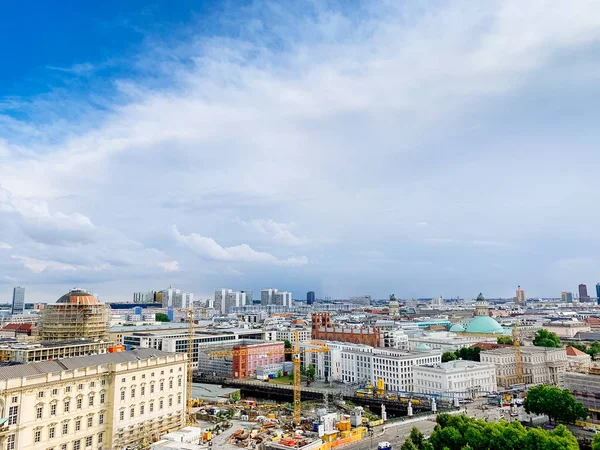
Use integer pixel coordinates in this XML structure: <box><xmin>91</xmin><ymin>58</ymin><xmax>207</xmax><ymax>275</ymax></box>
<box><xmin>319</xmin><ymin>428</ymin><xmax>367</xmax><ymax>450</ymax></box>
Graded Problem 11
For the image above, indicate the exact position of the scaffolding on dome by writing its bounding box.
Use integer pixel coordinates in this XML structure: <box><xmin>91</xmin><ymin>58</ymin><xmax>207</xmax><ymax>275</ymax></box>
<box><xmin>39</xmin><ymin>301</ymin><xmax>110</xmax><ymax>341</ymax></box>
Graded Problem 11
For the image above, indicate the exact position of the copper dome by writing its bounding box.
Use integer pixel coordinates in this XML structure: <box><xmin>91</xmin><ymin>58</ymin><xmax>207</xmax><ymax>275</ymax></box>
<box><xmin>56</xmin><ymin>289</ymin><xmax>99</xmax><ymax>305</ymax></box>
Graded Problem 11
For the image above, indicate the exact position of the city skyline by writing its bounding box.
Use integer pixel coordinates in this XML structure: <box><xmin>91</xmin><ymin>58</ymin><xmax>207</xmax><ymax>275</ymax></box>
<box><xmin>2</xmin><ymin>2</ymin><xmax>600</xmax><ymax>302</ymax></box>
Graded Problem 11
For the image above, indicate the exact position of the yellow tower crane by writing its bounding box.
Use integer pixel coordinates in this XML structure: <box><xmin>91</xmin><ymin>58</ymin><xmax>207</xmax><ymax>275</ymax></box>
<box><xmin>513</xmin><ymin>324</ymin><xmax>523</xmax><ymax>384</ymax></box>
<box><xmin>208</xmin><ymin>330</ymin><xmax>329</xmax><ymax>425</ymax></box>
<box><xmin>186</xmin><ymin>309</ymin><xmax>196</xmax><ymax>425</ymax></box>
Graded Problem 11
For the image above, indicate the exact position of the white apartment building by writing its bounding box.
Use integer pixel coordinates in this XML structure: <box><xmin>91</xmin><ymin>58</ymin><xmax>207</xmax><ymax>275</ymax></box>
<box><xmin>413</xmin><ymin>360</ymin><xmax>497</xmax><ymax>398</ymax></box>
<box><xmin>274</xmin><ymin>292</ymin><xmax>293</xmax><ymax>308</ymax></box>
<box><xmin>276</xmin><ymin>328</ymin><xmax>312</xmax><ymax>343</ymax></box>
<box><xmin>480</xmin><ymin>346</ymin><xmax>567</xmax><ymax>388</ymax></box>
<box><xmin>382</xmin><ymin>329</ymin><xmax>409</xmax><ymax>349</ymax></box>
<box><xmin>301</xmin><ymin>341</ymin><xmax>441</xmax><ymax>391</ymax></box>
<box><xmin>214</xmin><ymin>289</ymin><xmax>247</xmax><ymax>314</ymax></box>
<box><xmin>0</xmin><ymin>349</ymin><xmax>186</xmax><ymax>450</ymax></box>
<box><xmin>261</xmin><ymin>289</ymin><xmax>277</xmax><ymax>306</ymax></box>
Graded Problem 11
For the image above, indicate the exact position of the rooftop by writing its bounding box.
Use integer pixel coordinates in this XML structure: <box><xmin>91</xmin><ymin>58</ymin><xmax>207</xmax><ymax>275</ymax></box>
<box><xmin>0</xmin><ymin>348</ymin><xmax>178</xmax><ymax>381</ymax></box>
<box><xmin>482</xmin><ymin>346</ymin><xmax>565</xmax><ymax>355</ymax></box>
<box><xmin>416</xmin><ymin>360</ymin><xmax>493</xmax><ymax>370</ymax></box>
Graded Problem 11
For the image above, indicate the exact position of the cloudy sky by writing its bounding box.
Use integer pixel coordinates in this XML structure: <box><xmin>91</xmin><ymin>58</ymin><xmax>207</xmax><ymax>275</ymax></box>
<box><xmin>2</xmin><ymin>0</ymin><xmax>600</xmax><ymax>303</ymax></box>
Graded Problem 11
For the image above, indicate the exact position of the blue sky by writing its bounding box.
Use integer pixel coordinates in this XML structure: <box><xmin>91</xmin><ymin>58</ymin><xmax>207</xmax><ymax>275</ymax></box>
<box><xmin>2</xmin><ymin>1</ymin><xmax>600</xmax><ymax>303</ymax></box>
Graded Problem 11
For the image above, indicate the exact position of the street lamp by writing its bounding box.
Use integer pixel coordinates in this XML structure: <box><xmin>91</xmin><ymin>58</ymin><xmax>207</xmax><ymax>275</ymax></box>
<box><xmin>370</xmin><ymin>429</ymin><xmax>374</xmax><ymax>449</ymax></box>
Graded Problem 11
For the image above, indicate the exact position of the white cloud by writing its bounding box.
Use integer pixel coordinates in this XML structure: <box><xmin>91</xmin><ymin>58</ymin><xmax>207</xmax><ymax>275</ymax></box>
<box><xmin>240</xmin><ymin>219</ymin><xmax>309</xmax><ymax>246</ymax></box>
<box><xmin>11</xmin><ymin>255</ymin><xmax>77</xmax><ymax>273</ymax></box>
<box><xmin>0</xmin><ymin>242</ymin><xmax>11</xmax><ymax>249</ymax></box>
<box><xmin>224</xmin><ymin>266</ymin><xmax>244</xmax><ymax>276</ymax></box>
<box><xmin>158</xmin><ymin>260</ymin><xmax>180</xmax><ymax>272</ymax></box>
<box><xmin>172</xmin><ymin>225</ymin><xmax>308</xmax><ymax>266</ymax></box>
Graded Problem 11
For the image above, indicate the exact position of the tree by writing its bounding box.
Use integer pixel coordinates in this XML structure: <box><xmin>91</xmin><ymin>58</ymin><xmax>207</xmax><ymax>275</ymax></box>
<box><xmin>524</xmin><ymin>385</ymin><xmax>587</xmax><ymax>424</ymax></box>
<box><xmin>455</xmin><ymin>347</ymin><xmax>482</xmax><ymax>362</ymax></box>
<box><xmin>231</xmin><ymin>391</ymin><xmax>241</xmax><ymax>402</ymax></box>
<box><xmin>401</xmin><ymin>438</ymin><xmax>419</xmax><ymax>450</ymax></box>
<box><xmin>276</xmin><ymin>370</ymin><xmax>283</xmax><ymax>378</ymax></box>
<box><xmin>590</xmin><ymin>341</ymin><xmax>600</xmax><ymax>360</ymax></box>
<box><xmin>592</xmin><ymin>433</ymin><xmax>600</xmax><ymax>450</ymax></box>
<box><xmin>306</xmin><ymin>364</ymin><xmax>316</xmax><ymax>382</ymax></box>
<box><xmin>284</xmin><ymin>340</ymin><xmax>293</xmax><ymax>362</ymax></box>
<box><xmin>533</xmin><ymin>329</ymin><xmax>561</xmax><ymax>348</ymax></box>
<box><xmin>155</xmin><ymin>313</ymin><xmax>170</xmax><ymax>322</ymax></box>
<box><xmin>428</xmin><ymin>413</ymin><xmax>578</xmax><ymax>450</ymax></box>
<box><xmin>442</xmin><ymin>352</ymin><xmax>457</xmax><ymax>363</ymax></box>
<box><xmin>497</xmin><ymin>336</ymin><xmax>513</xmax><ymax>345</ymax></box>
<box><xmin>410</xmin><ymin>427</ymin><xmax>424</xmax><ymax>450</ymax></box>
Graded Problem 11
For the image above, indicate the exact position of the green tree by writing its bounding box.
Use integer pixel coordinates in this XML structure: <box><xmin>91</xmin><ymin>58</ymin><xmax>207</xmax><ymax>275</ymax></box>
<box><xmin>409</xmin><ymin>427</ymin><xmax>424</xmax><ymax>449</ymax></box>
<box><xmin>442</xmin><ymin>352</ymin><xmax>457</xmax><ymax>363</ymax></box>
<box><xmin>429</xmin><ymin>414</ymin><xmax>578</xmax><ymax>450</ymax></box>
<box><xmin>276</xmin><ymin>370</ymin><xmax>283</xmax><ymax>378</ymax></box>
<box><xmin>306</xmin><ymin>364</ymin><xmax>316</xmax><ymax>381</ymax></box>
<box><xmin>497</xmin><ymin>336</ymin><xmax>513</xmax><ymax>345</ymax></box>
<box><xmin>401</xmin><ymin>438</ymin><xmax>419</xmax><ymax>450</ymax></box>
<box><xmin>590</xmin><ymin>341</ymin><xmax>600</xmax><ymax>360</ymax></box>
<box><xmin>533</xmin><ymin>329</ymin><xmax>561</xmax><ymax>348</ymax></box>
<box><xmin>284</xmin><ymin>340</ymin><xmax>293</xmax><ymax>362</ymax></box>
<box><xmin>231</xmin><ymin>391</ymin><xmax>241</xmax><ymax>402</ymax></box>
<box><xmin>524</xmin><ymin>385</ymin><xmax>587</xmax><ymax>424</ymax></box>
<box><xmin>592</xmin><ymin>432</ymin><xmax>600</xmax><ymax>450</ymax></box>
<box><xmin>455</xmin><ymin>347</ymin><xmax>482</xmax><ymax>362</ymax></box>
<box><xmin>155</xmin><ymin>313</ymin><xmax>170</xmax><ymax>322</ymax></box>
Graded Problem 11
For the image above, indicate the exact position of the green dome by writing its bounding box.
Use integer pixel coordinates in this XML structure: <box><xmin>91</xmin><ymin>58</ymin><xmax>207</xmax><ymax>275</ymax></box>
<box><xmin>465</xmin><ymin>315</ymin><xmax>503</xmax><ymax>334</ymax></box>
<box><xmin>415</xmin><ymin>343</ymin><xmax>432</xmax><ymax>352</ymax></box>
<box><xmin>449</xmin><ymin>324</ymin><xmax>465</xmax><ymax>332</ymax></box>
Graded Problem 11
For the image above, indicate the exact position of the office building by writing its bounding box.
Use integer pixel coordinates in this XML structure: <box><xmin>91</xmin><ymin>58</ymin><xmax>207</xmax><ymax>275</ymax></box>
<box><xmin>515</xmin><ymin>285</ymin><xmax>526</xmax><ymax>305</ymax></box>
<box><xmin>274</xmin><ymin>291</ymin><xmax>292</xmax><ymax>307</ymax></box>
<box><xmin>561</xmin><ymin>291</ymin><xmax>573</xmax><ymax>303</ymax></box>
<box><xmin>133</xmin><ymin>291</ymin><xmax>156</xmax><ymax>303</ymax></box>
<box><xmin>597</xmin><ymin>283</ymin><xmax>600</xmax><ymax>305</ymax></box>
<box><xmin>11</xmin><ymin>287</ymin><xmax>25</xmax><ymax>315</ymax></box>
<box><xmin>0</xmin><ymin>349</ymin><xmax>186</xmax><ymax>450</ymax></box>
<box><xmin>580</xmin><ymin>284</ymin><xmax>590</xmax><ymax>302</ymax></box>
<box><xmin>413</xmin><ymin>360</ymin><xmax>497</xmax><ymax>397</ymax></box>
<box><xmin>241</xmin><ymin>291</ymin><xmax>253</xmax><ymax>304</ymax></box>
<box><xmin>307</xmin><ymin>291</ymin><xmax>315</xmax><ymax>306</ymax></box>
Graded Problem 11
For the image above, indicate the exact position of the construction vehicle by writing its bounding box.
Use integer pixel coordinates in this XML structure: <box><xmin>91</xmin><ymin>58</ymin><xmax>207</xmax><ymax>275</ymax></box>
<box><xmin>208</xmin><ymin>329</ymin><xmax>329</xmax><ymax>425</ymax></box>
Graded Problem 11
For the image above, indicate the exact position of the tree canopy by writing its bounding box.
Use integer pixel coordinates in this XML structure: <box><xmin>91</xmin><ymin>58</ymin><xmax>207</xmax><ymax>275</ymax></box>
<box><xmin>497</xmin><ymin>336</ymin><xmax>514</xmax><ymax>345</ymax></box>
<box><xmin>532</xmin><ymin>329</ymin><xmax>561</xmax><ymax>348</ymax></box>
<box><xmin>523</xmin><ymin>385</ymin><xmax>587</xmax><ymax>424</ymax></box>
<box><xmin>442</xmin><ymin>347</ymin><xmax>481</xmax><ymax>363</ymax></box>
<box><xmin>568</xmin><ymin>341</ymin><xmax>600</xmax><ymax>360</ymax></box>
<box><xmin>155</xmin><ymin>312</ymin><xmax>170</xmax><ymax>322</ymax></box>
<box><xmin>592</xmin><ymin>433</ymin><xmax>600</xmax><ymax>450</ymax></box>
<box><xmin>442</xmin><ymin>352</ymin><xmax>457</xmax><ymax>362</ymax></box>
<box><xmin>427</xmin><ymin>413</ymin><xmax>578</xmax><ymax>450</ymax></box>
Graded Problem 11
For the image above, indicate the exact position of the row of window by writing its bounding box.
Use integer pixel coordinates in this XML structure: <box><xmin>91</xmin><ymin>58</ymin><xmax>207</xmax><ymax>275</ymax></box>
<box><xmin>35</xmin><ymin>380</ymin><xmax>107</xmax><ymax>400</ymax></box>
<box><xmin>35</xmin><ymin>393</ymin><xmax>106</xmax><ymax>419</ymax></box>
<box><xmin>119</xmin><ymin>366</ymin><xmax>182</xmax><ymax>384</ymax></box>
<box><xmin>119</xmin><ymin>377</ymin><xmax>182</xmax><ymax>401</ymax></box>
<box><xmin>6</xmin><ymin>433</ymin><xmax>102</xmax><ymax>450</ymax></box>
<box><xmin>118</xmin><ymin>394</ymin><xmax>182</xmax><ymax>421</ymax></box>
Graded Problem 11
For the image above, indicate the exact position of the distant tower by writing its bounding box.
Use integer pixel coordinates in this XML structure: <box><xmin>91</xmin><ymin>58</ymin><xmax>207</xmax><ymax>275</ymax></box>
<box><xmin>579</xmin><ymin>284</ymin><xmax>590</xmax><ymax>302</ymax></box>
<box><xmin>388</xmin><ymin>294</ymin><xmax>399</xmax><ymax>316</ymax></box>
<box><xmin>474</xmin><ymin>293</ymin><xmax>490</xmax><ymax>317</ymax></box>
<box><xmin>515</xmin><ymin>286</ymin><xmax>526</xmax><ymax>306</ymax></box>
<box><xmin>11</xmin><ymin>287</ymin><xmax>25</xmax><ymax>315</ymax></box>
<box><xmin>596</xmin><ymin>284</ymin><xmax>600</xmax><ymax>305</ymax></box>
<box><xmin>307</xmin><ymin>291</ymin><xmax>315</xmax><ymax>305</ymax></box>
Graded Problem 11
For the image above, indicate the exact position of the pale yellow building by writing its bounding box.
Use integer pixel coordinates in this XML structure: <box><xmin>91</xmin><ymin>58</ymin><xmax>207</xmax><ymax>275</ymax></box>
<box><xmin>0</xmin><ymin>348</ymin><xmax>186</xmax><ymax>450</ymax></box>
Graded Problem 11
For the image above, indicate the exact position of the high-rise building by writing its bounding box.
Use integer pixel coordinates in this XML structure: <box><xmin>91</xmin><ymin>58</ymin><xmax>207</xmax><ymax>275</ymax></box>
<box><xmin>307</xmin><ymin>291</ymin><xmax>315</xmax><ymax>305</ymax></box>
<box><xmin>273</xmin><ymin>291</ymin><xmax>292</xmax><ymax>307</ymax></box>
<box><xmin>597</xmin><ymin>283</ymin><xmax>600</xmax><ymax>305</ymax></box>
<box><xmin>515</xmin><ymin>286</ymin><xmax>526</xmax><ymax>305</ymax></box>
<box><xmin>561</xmin><ymin>291</ymin><xmax>573</xmax><ymax>303</ymax></box>
<box><xmin>225</xmin><ymin>291</ymin><xmax>246</xmax><ymax>313</ymax></box>
<box><xmin>11</xmin><ymin>286</ymin><xmax>25</xmax><ymax>315</ymax></box>
<box><xmin>350</xmin><ymin>295</ymin><xmax>371</xmax><ymax>306</ymax></box>
<box><xmin>261</xmin><ymin>288</ymin><xmax>277</xmax><ymax>306</ymax></box>
<box><xmin>241</xmin><ymin>290</ymin><xmax>253</xmax><ymax>303</ymax></box>
<box><xmin>579</xmin><ymin>284</ymin><xmax>590</xmax><ymax>302</ymax></box>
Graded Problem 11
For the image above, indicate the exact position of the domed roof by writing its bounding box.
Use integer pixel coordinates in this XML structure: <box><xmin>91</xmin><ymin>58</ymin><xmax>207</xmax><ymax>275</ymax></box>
<box><xmin>56</xmin><ymin>289</ymin><xmax>99</xmax><ymax>305</ymax></box>
<box><xmin>415</xmin><ymin>343</ymin><xmax>432</xmax><ymax>352</ymax></box>
<box><xmin>449</xmin><ymin>323</ymin><xmax>465</xmax><ymax>332</ymax></box>
<box><xmin>465</xmin><ymin>315</ymin><xmax>503</xmax><ymax>334</ymax></box>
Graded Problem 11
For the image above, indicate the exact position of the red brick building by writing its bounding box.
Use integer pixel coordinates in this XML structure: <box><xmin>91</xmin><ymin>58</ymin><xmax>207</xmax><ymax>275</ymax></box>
<box><xmin>232</xmin><ymin>341</ymin><xmax>285</xmax><ymax>379</ymax></box>
<box><xmin>311</xmin><ymin>312</ymin><xmax>382</xmax><ymax>347</ymax></box>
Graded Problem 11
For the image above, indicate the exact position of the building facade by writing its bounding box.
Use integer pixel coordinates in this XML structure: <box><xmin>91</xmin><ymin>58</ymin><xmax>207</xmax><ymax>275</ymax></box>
<box><xmin>563</xmin><ymin>368</ymin><xmax>600</xmax><ymax>423</ymax></box>
<box><xmin>231</xmin><ymin>341</ymin><xmax>285</xmax><ymax>379</ymax></box>
<box><xmin>311</xmin><ymin>312</ymin><xmax>382</xmax><ymax>347</ymax></box>
<box><xmin>276</xmin><ymin>328</ymin><xmax>312</xmax><ymax>343</ymax></box>
<box><xmin>579</xmin><ymin>284</ymin><xmax>590</xmax><ymax>302</ymax></box>
<box><xmin>413</xmin><ymin>360</ymin><xmax>497</xmax><ymax>397</ymax></box>
<box><xmin>0</xmin><ymin>349</ymin><xmax>186</xmax><ymax>450</ymax></box>
<box><xmin>11</xmin><ymin>287</ymin><xmax>25</xmax><ymax>316</ymax></box>
<box><xmin>307</xmin><ymin>291</ymin><xmax>315</xmax><ymax>305</ymax></box>
<box><xmin>480</xmin><ymin>346</ymin><xmax>567</xmax><ymax>388</ymax></box>
<box><xmin>515</xmin><ymin>286</ymin><xmax>526</xmax><ymax>305</ymax></box>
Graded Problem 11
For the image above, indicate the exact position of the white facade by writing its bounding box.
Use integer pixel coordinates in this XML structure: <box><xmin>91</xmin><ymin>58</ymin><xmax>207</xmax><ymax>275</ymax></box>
<box><xmin>276</xmin><ymin>328</ymin><xmax>312</xmax><ymax>343</ymax></box>
<box><xmin>413</xmin><ymin>360</ymin><xmax>497</xmax><ymax>397</ymax></box>
<box><xmin>408</xmin><ymin>331</ymin><xmax>496</xmax><ymax>352</ymax></box>
<box><xmin>274</xmin><ymin>292</ymin><xmax>292</xmax><ymax>307</ymax></box>
<box><xmin>382</xmin><ymin>329</ymin><xmax>409</xmax><ymax>349</ymax></box>
<box><xmin>480</xmin><ymin>346</ymin><xmax>567</xmax><ymax>388</ymax></box>
<box><xmin>301</xmin><ymin>341</ymin><xmax>441</xmax><ymax>391</ymax></box>
<box><xmin>261</xmin><ymin>288</ymin><xmax>277</xmax><ymax>306</ymax></box>
<box><xmin>0</xmin><ymin>349</ymin><xmax>186</xmax><ymax>450</ymax></box>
